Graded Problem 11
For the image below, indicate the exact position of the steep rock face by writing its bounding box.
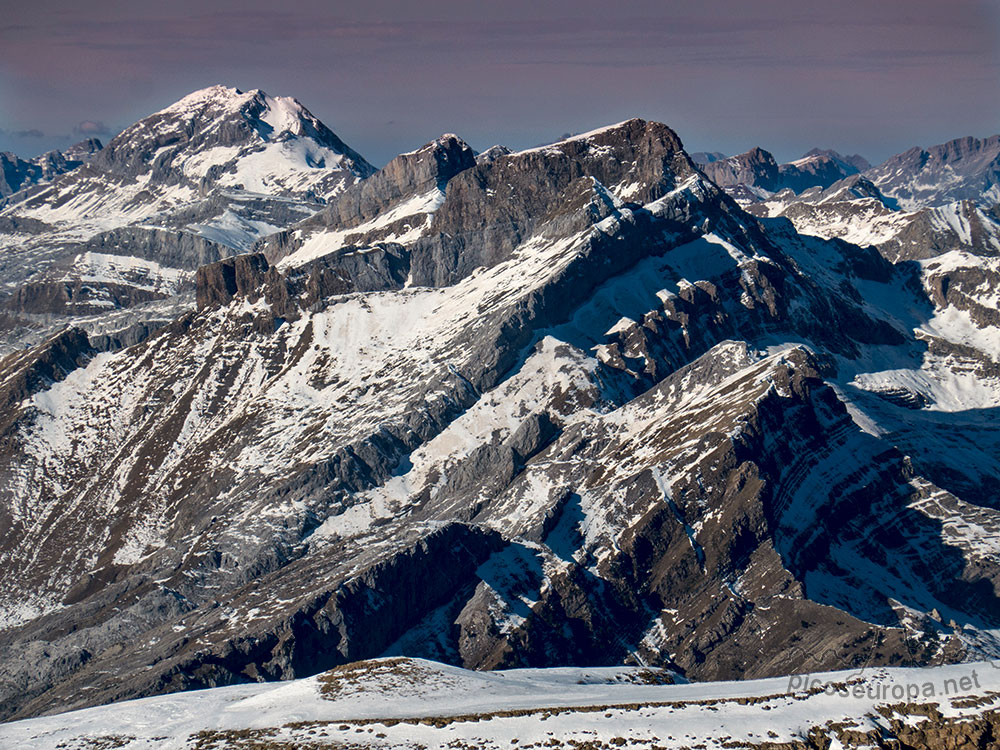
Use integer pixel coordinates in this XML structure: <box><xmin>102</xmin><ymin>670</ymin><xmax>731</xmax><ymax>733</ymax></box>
<box><xmin>261</xmin><ymin>134</ymin><xmax>476</xmax><ymax>266</ymax></box>
<box><xmin>0</xmin><ymin>152</ymin><xmax>43</xmax><ymax>199</ymax></box>
<box><xmin>1</xmin><ymin>114</ymin><xmax>1000</xmax><ymax>724</ymax></box>
<box><xmin>29</xmin><ymin>139</ymin><xmax>104</xmax><ymax>185</ymax></box>
<box><xmin>701</xmin><ymin>147</ymin><xmax>781</xmax><ymax>194</ymax></box>
<box><xmin>864</xmin><ymin>134</ymin><xmax>1000</xmax><ymax>209</ymax></box>
<box><xmin>194</xmin><ymin>253</ymin><xmax>277</xmax><ymax>310</ymax></box>
<box><xmin>690</xmin><ymin>151</ymin><xmax>726</xmax><ymax>165</ymax></box>
<box><xmin>309</xmin><ymin>134</ymin><xmax>476</xmax><ymax>231</ymax></box>
<box><xmin>267</xmin><ymin>118</ymin><xmax>714</xmax><ymax>286</ymax></box>
<box><xmin>777</xmin><ymin>152</ymin><xmax>861</xmax><ymax>194</ymax></box>
<box><xmin>4</xmin><ymin>522</ymin><xmax>505</xmax><ymax>718</ymax></box>
<box><xmin>4</xmin><ymin>279</ymin><xmax>168</xmax><ymax>316</ymax></box>
<box><xmin>78</xmin><ymin>226</ymin><xmax>231</xmax><ymax>270</ymax></box>
<box><xmin>409</xmin><ymin>118</ymin><xmax>699</xmax><ymax>286</ymax></box>
<box><xmin>0</xmin><ymin>328</ymin><xmax>93</xmax><ymax>432</ymax></box>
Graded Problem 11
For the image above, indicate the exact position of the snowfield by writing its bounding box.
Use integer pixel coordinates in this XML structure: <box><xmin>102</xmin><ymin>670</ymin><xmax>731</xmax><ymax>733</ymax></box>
<box><xmin>2</xmin><ymin>658</ymin><xmax>999</xmax><ymax>749</ymax></box>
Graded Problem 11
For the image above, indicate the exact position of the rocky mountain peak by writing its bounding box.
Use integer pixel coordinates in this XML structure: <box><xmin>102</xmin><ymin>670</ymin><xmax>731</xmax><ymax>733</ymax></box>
<box><xmin>702</xmin><ymin>146</ymin><xmax>867</xmax><ymax>202</ymax></box>
<box><xmin>822</xmin><ymin>173</ymin><xmax>887</xmax><ymax>202</ymax></box>
<box><xmin>89</xmin><ymin>85</ymin><xmax>374</xmax><ymax>189</ymax></box>
<box><xmin>534</xmin><ymin>118</ymin><xmax>687</xmax><ymax>163</ymax></box>
<box><xmin>803</xmin><ymin>147</ymin><xmax>871</xmax><ymax>173</ymax></box>
<box><xmin>930</xmin><ymin>134</ymin><xmax>1000</xmax><ymax>164</ymax></box>
<box><xmin>62</xmin><ymin>137</ymin><xmax>105</xmax><ymax>160</ymax></box>
<box><xmin>279</xmin><ymin>132</ymin><xmax>477</xmax><ymax>238</ymax></box>
<box><xmin>778</xmin><ymin>152</ymin><xmax>861</xmax><ymax>193</ymax></box>
<box><xmin>408</xmin><ymin>133</ymin><xmax>479</xmax><ymax>188</ymax></box>
<box><xmin>690</xmin><ymin>151</ymin><xmax>726</xmax><ymax>166</ymax></box>
<box><xmin>700</xmin><ymin>147</ymin><xmax>781</xmax><ymax>193</ymax></box>
<box><xmin>261</xmin><ymin>119</ymin><xmax>702</xmax><ymax>272</ymax></box>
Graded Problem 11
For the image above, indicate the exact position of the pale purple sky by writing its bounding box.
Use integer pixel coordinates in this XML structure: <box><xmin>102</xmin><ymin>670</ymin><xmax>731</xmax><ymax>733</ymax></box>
<box><xmin>1</xmin><ymin>0</ymin><xmax>998</xmax><ymax>166</ymax></box>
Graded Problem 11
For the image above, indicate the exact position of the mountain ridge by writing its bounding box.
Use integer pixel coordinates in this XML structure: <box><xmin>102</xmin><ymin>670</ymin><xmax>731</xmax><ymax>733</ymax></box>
<box><xmin>0</xmin><ymin>88</ymin><xmax>999</xmax><ymax>726</ymax></box>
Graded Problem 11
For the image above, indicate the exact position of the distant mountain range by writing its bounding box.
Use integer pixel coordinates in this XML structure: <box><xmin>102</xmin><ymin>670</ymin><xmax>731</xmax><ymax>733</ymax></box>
<box><xmin>1</xmin><ymin>87</ymin><xmax>999</xmax><ymax>740</ymax></box>
<box><xmin>0</xmin><ymin>138</ymin><xmax>103</xmax><ymax>197</ymax></box>
<box><xmin>692</xmin><ymin>134</ymin><xmax>1000</xmax><ymax>210</ymax></box>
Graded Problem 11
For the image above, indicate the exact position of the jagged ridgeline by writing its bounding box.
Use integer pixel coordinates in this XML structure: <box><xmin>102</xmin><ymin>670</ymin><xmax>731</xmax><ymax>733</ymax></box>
<box><xmin>0</xmin><ymin>88</ymin><xmax>999</xmax><ymax>722</ymax></box>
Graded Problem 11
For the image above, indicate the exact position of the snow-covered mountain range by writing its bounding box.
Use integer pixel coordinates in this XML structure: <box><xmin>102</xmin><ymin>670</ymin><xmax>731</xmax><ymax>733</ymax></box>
<box><xmin>1</xmin><ymin>88</ymin><xmax>999</xmax><ymax>746</ymax></box>
<box><xmin>697</xmin><ymin>135</ymin><xmax>1000</xmax><ymax>211</ymax></box>
<box><xmin>0</xmin><ymin>86</ymin><xmax>373</xmax><ymax>353</ymax></box>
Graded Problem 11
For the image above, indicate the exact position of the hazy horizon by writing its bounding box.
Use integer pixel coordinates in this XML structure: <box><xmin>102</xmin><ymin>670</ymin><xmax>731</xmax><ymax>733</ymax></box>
<box><xmin>2</xmin><ymin>0</ymin><xmax>998</xmax><ymax>167</ymax></box>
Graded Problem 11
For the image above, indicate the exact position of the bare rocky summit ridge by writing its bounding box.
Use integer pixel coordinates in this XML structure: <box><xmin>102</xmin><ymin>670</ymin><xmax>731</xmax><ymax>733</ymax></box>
<box><xmin>0</xmin><ymin>93</ymin><xmax>999</xmax><ymax>726</ymax></box>
<box><xmin>700</xmin><ymin>147</ymin><xmax>782</xmax><ymax>197</ymax></box>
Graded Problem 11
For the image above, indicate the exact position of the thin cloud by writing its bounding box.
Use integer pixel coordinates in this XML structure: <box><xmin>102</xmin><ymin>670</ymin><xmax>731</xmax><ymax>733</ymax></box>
<box><xmin>73</xmin><ymin>120</ymin><xmax>111</xmax><ymax>136</ymax></box>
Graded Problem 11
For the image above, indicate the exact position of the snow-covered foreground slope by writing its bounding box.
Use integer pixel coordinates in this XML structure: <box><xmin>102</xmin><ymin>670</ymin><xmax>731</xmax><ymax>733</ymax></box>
<box><xmin>3</xmin><ymin>657</ymin><xmax>1000</xmax><ymax>749</ymax></box>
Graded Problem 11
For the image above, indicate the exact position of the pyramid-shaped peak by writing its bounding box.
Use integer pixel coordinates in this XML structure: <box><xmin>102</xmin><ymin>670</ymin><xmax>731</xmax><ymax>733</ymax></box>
<box><xmin>402</xmin><ymin>133</ymin><xmax>473</xmax><ymax>156</ymax></box>
<box><xmin>565</xmin><ymin>117</ymin><xmax>651</xmax><ymax>141</ymax></box>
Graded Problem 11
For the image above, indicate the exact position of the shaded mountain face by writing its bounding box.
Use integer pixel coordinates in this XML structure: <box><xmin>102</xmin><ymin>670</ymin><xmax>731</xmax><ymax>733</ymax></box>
<box><xmin>777</xmin><ymin>150</ymin><xmax>863</xmax><ymax>193</ymax></box>
<box><xmin>700</xmin><ymin>147</ymin><xmax>782</xmax><ymax>198</ymax></box>
<box><xmin>0</xmin><ymin>87</ymin><xmax>374</xmax><ymax>355</ymax></box>
<box><xmin>1</xmin><ymin>102</ymin><xmax>999</xmax><ymax>726</ymax></box>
